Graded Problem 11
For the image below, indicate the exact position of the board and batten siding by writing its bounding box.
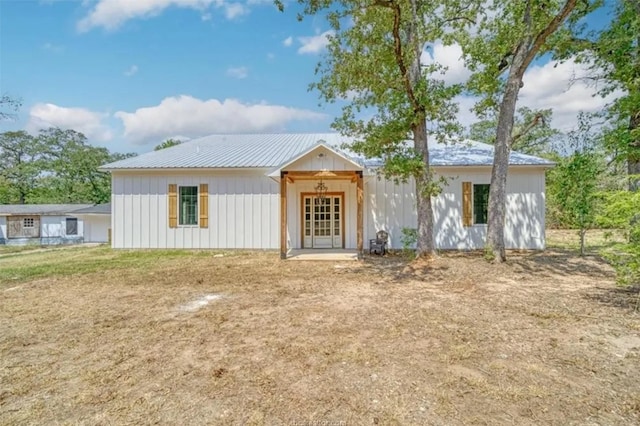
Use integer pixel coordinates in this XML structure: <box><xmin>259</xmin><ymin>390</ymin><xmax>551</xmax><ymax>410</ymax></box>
<box><xmin>111</xmin><ymin>170</ymin><xmax>280</xmax><ymax>249</ymax></box>
<box><xmin>365</xmin><ymin>166</ymin><xmax>546</xmax><ymax>250</ymax></box>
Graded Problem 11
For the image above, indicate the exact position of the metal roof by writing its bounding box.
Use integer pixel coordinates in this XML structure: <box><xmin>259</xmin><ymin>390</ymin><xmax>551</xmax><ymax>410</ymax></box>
<box><xmin>0</xmin><ymin>204</ymin><xmax>93</xmax><ymax>216</ymax></box>
<box><xmin>68</xmin><ymin>203</ymin><xmax>111</xmax><ymax>215</ymax></box>
<box><xmin>100</xmin><ymin>133</ymin><xmax>554</xmax><ymax>170</ymax></box>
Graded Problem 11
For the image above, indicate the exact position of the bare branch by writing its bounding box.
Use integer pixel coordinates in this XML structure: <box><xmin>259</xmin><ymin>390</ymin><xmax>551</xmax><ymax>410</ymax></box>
<box><xmin>519</xmin><ymin>0</ymin><xmax>579</xmax><ymax>75</ymax></box>
<box><xmin>511</xmin><ymin>112</ymin><xmax>544</xmax><ymax>145</ymax></box>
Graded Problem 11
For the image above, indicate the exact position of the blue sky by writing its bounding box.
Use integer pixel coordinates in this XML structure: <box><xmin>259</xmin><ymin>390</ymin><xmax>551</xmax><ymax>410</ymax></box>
<box><xmin>0</xmin><ymin>0</ymin><xmax>616</xmax><ymax>154</ymax></box>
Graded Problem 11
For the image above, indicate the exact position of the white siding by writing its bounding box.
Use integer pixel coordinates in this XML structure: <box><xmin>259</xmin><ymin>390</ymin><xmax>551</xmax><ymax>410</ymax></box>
<box><xmin>112</xmin><ymin>166</ymin><xmax>546</xmax><ymax>251</ymax></box>
<box><xmin>111</xmin><ymin>170</ymin><xmax>279</xmax><ymax>249</ymax></box>
<box><xmin>40</xmin><ymin>216</ymin><xmax>84</xmax><ymax>239</ymax></box>
<box><xmin>365</xmin><ymin>167</ymin><xmax>546</xmax><ymax>250</ymax></box>
<box><xmin>0</xmin><ymin>217</ymin><xmax>6</xmax><ymax>242</ymax></box>
<box><xmin>81</xmin><ymin>215</ymin><xmax>110</xmax><ymax>243</ymax></box>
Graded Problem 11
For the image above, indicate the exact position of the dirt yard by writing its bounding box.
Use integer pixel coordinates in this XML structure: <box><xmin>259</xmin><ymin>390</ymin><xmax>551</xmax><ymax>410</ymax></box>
<box><xmin>1</xmin><ymin>236</ymin><xmax>639</xmax><ymax>425</ymax></box>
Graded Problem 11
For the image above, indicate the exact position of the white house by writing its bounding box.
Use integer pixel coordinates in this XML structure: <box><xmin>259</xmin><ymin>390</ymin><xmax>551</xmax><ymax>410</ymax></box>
<box><xmin>0</xmin><ymin>204</ymin><xmax>90</xmax><ymax>246</ymax></box>
<box><xmin>100</xmin><ymin>133</ymin><xmax>553</xmax><ymax>257</ymax></box>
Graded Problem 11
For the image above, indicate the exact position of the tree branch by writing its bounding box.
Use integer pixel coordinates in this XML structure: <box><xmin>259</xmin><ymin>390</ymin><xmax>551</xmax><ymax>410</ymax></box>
<box><xmin>511</xmin><ymin>112</ymin><xmax>544</xmax><ymax>145</ymax></box>
<box><xmin>519</xmin><ymin>0</ymin><xmax>579</xmax><ymax>75</ymax></box>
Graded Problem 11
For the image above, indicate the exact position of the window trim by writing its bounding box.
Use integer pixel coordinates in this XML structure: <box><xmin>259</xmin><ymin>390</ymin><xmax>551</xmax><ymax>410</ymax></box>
<box><xmin>472</xmin><ymin>183</ymin><xmax>490</xmax><ymax>226</ymax></box>
<box><xmin>178</xmin><ymin>185</ymin><xmax>199</xmax><ymax>227</ymax></box>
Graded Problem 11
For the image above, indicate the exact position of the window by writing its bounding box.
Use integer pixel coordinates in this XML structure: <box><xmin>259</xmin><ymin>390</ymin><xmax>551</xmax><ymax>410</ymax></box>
<box><xmin>66</xmin><ymin>218</ymin><xmax>78</xmax><ymax>235</ymax></box>
<box><xmin>179</xmin><ymin>186</ymin><xmax>198</xmax><ymax>225</ymax></box>
<box><xmin>473</xmin><ymin>184</ymin><xmax>490</xmax><ymax>225</ymax></box>
<box><xmin>23</xmin><ymin>217</ymin><xmax>35</xmax><ymax>228</ymax></box>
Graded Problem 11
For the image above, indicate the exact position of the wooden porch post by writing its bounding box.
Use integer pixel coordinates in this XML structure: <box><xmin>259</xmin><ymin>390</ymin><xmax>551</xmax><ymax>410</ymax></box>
<box><xmin>280</xmin><ymin>172</ymin><xmax>288</xmax><ymax>259</ymax></box>
<box><xmin>356</xmin><ymin>171</ymin><xmax>364</xmax><ymax>259</ymax></box>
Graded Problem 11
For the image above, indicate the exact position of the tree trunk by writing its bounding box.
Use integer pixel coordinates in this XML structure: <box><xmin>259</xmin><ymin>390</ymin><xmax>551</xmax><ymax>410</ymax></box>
<box><xmin>486</xmin><ymin>49</ymin><xmax>527</xmax><ymax>262</ymax></box>
<box><xmin>414</xmin><ymin>120</ymin><xmax>436</xmax><ymax>258</ymax></box>
<box><xmin>579</xmin><ymin>228</ymin><xmax>586</xmax><ymax>256</ymax></box>
<box><xmin>628</xmin><ymin>110</ymin><xmax>640</xmax><ymax>191</ymax></box>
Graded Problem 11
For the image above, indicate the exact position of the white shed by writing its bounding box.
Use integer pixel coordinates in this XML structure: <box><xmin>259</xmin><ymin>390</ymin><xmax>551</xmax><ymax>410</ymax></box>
<box><xmin>0</xmin><ymin>204</ymin><xmax>90</xmax><ymax>246</ymax></box>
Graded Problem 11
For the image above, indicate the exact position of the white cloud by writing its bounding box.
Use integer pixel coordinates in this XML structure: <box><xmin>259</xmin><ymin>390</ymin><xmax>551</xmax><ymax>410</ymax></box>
<box><xmin>223</xmin><ymin>3</ymin><xmax>248</xmax><ymax>19</ymax></box>
<box><xmin>201</xmin><ymin>12</ymin><xmax>212</xmax><ymax>21</ymax></box>
<box><xmin>124</xmin><ymin>64</ymin><xmax>138</xmax><ymax>77</ymax></box>
<box><xmin>421</xmin><ymin>42</ymin><xmax>472</xmax><ymax>86</ymax></box>
<box><xmin>77</xmin><ymin>0</ymin><xmax>238</xmax><ymax>32</ymax></box>
<box><xmin>226</xmin><ymin>66</ymin><xmax>248</xmax><ymax>79</ymax></box>
<box><xmin>518</xmin><ymin>59</ymin><xmax>619</xmax><ymax>131</ymax></box>
<box><xmin>297</xmin><ymin>30</ymin><xmax>333</xmax><ymax>55</ymax></box>
<box><xmin>283</xmin><ymin>36</ymin><xmax>293</xmax><ymax>47</ymax></box>
<box><xmin>27</xmin><ymin>103</ymin><xmax>113</xmax><ymax>142</ymax></box>
<box><xmin>115</xmin><ymin>95</ymin><xmax>327</xmax><ymax>145</ymax></box>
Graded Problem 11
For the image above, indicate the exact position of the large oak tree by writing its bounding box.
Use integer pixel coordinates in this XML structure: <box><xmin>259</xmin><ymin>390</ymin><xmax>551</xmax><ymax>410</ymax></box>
<box><xmin>285</xmin><ymin>0</ymin><xmax>473</xmax><ymax>257</ymax></box>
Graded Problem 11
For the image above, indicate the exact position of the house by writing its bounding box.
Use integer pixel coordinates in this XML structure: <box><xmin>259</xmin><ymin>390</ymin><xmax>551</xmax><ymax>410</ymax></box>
<box><xmin>69</xmin><ymin>203</ymin><xmax>112</xmax><ymax>243</ymax></box>
<box><xmin>0</xmin><ymin>204</ymin><xmax>111</xmax><ymax>246</ymax></box>
<box><xmin>0</xmin><ymin>204</ymin><xmax>88</xmax><ymax>245</ymax></box>
<box><xmin>100</xmin><ymin>133</ymin><xmax>552</xmax><ymax>257</ymax></box>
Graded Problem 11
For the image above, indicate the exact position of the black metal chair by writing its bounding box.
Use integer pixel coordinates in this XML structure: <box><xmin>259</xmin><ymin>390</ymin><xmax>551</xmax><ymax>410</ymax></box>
<box><xmin>369</xmin><ymin>230</ymin><xmax>389</xmax><ymax>255</ymax></box>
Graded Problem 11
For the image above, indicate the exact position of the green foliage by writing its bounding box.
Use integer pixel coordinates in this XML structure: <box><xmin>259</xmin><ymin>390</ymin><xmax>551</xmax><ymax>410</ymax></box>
<box><xmin>555</xmin><ymin>0</ymin><xmax>639</xmax><ymax>180</ymax></box>
<box><xmin>400</xmin><ymin>227</ymin><xmax>418</xmax><ymax>253</ymax></box>
<box><xmin>546</xmin><ymin>114</ymin><xmax>603</xmax><ymax>255</ymax></box>
<box><xmin>467</xmin><ymin>107</ymin><xmax>561</xmax><ymax>155</ymax></box>
<box><xmin>154</xmin><ymin>138</ymin><xmax>183</xmax><ymax>151</ymax></box>
<box><xmin>0</xmin><ymin>128</ymin><xmax>135</xmax><ymax>205</ymax></box>
<box><xmin>0</xmin><ymin>94</ymin><xmax>21</xmax><ymax>121</ymax></box>
<box><xmin>594</xmin><ymin>189</ymin><xmax>640</xmax><ymax>292</ymax></box>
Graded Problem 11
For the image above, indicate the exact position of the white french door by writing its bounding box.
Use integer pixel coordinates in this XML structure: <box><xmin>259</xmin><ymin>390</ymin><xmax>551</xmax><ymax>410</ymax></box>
<box><xmin>302</xmin><ymin>195</ymin><xmax>343</xmax><ymax>248</ymax></box>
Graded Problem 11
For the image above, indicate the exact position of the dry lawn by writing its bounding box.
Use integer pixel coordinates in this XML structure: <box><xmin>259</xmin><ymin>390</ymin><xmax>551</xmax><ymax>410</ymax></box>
<box><xmin>1</xmin><ymin>233</ymin><xmax>639</xmax><ymax>425</ymax></box>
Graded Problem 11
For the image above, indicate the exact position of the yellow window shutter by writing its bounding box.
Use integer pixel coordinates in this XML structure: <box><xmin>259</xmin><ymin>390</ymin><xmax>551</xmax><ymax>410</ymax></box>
<box><xmin>462</xmin><ymin>182</ymin><xmax>472</xmax><ymax>227</ymax></box>
<box><xmin>199</xmin><ymin>183</ymin><xmax>209</xmax><ymax>228</ymax></box>
<box><xmin>168</xmin><ymin>184</ymin><xmax>178</xmax><ymax>228</ymax></box>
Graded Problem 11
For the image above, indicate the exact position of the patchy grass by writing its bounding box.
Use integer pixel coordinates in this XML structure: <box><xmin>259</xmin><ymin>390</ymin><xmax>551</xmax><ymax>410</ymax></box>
<box><xmin>1</xmin><ymin>246</ymin><xmax>639</xmax><ymax>425</ymax></box>
<box><xmin>0</xmin><ymin>246</ymin><xmax>229</xmax><ymax>286</ymax></box>
<box><xmin>546</xmin><ymin>228</ymin><xmax>626</xmax><ymax>253</ymax></box>
<box><xmin>0</xmin><ymin>243</ymin><xmax>49</xmax><ymax>255</ymax></box>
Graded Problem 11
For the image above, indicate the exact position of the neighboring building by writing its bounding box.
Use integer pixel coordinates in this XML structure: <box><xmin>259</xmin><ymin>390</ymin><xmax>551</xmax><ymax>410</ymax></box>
<box><xmin>70</xmin><ymin>203</ymin><xmax>112</xmax><ymax>243</ymax></box>
<box><xmin>101</xmin><ymin>133</ymin><xmax>553</xmax><ymax>257</ymax></box>
<box><xmin>0</xmin><ymin>204</ymin><xmax>111</xmax><ymax>245</ymax></box>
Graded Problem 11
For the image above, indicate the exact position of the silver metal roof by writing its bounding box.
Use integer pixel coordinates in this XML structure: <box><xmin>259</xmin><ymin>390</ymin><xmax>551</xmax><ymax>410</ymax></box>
<box><xmin>100</xmin><ymin>133</ymin><xmax>554</xmax><ymax>170</ymax></box>
<box><xmin>68</xmin><ymin>203</ymin><xmax>111</xmax><ymax>215</ymax></box>
<box><xmin>0</xmin><ymin>204</ymin><xmax>93</xmax><ymax>216</ymax></box>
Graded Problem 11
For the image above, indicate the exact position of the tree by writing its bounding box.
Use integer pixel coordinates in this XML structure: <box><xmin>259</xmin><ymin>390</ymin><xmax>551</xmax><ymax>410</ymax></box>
<box><xmin>154</xmin><ymin>138</ymin><xmax>183</xmax><ymax>151</ymax></box>
<box><xmin>285</xmin><ymin>0</ymin><xmax>470</xmax><ymax>257</ymax></box>
<box><xmin>548</xmin><ymin>115</ymin><xmax>603</xmax><ymax>255</ymax></box>
<box><xmin>0</xmin><ymin>131</ymin><xmax>44</xmax><ymax>204</ymax></box>
<box><xmin>0</xmin><ymin>128</ymin><xmax>135</xmax><ymax>204</ymax></box>
<box><xmin>0</xmin><ymin>94</ymin><xmax>21</xmax><ymax>121</ymax></box>
<box><xmin>467</xmin><ymin>107</ymin><xmax>561</xmax><ymax>156</ymax></box>
<box><xmin>589</xmin><ymin>1</ymin><xmax>639</xmax><ymax>190</ymax></box>
<box><xmin>459</xmin><ymin>0</ymin><xmax>599</xmax><ymax>262</ymax></box>
<box><xmin>37</xmin><ymin>128</ymin><xmax>135</xmax><ymax>204</ymax></box>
